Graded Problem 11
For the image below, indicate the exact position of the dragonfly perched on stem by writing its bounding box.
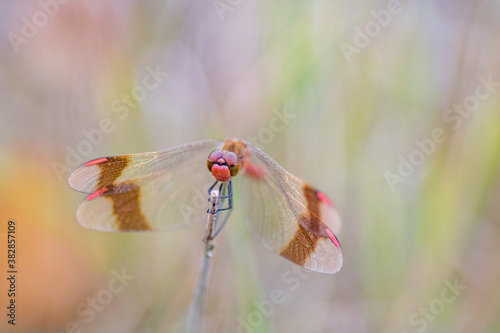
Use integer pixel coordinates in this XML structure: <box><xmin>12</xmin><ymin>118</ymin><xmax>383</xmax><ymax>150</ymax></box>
<box><xmin>68</xmin><ymin>139</ymin><xmax>343</xmax><ymax>274</ymax></box>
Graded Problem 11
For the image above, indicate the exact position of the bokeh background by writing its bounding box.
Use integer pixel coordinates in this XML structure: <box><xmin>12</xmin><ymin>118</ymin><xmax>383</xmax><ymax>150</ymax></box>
<box><xmin>1</xmin><ymin>1</ymin><xmax>500</xmax><ymax>332</ymax></box>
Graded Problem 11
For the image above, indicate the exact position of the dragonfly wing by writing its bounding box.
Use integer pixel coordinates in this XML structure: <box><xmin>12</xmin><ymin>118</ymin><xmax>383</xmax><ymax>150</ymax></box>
<box><xmin>238</xmin><ymin>145</ymin><xmax>343</xmax><ymax>274</ymax></box>
<box><xmin>69</xmin><ymin>140</ymin><xmax>223</xmax><ymax>232</ymax></box>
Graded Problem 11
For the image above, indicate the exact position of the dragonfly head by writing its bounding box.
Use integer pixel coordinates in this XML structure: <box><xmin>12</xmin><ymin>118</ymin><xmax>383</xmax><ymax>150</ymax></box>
<box><xmin>207</xmin><ymin>149</ymin><xmax>241</xmax><ymax>181</ymax></box>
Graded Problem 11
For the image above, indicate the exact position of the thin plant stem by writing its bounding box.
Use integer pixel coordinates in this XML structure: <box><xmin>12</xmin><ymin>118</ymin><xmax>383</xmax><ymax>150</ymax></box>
<box><xmin>187</xmin><ymin>189</ymin><xmax>220</xmax><ymax>333</ymax></box>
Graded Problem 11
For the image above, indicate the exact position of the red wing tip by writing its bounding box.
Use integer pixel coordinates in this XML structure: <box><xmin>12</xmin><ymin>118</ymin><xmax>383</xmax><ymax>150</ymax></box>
<box><xmin>316</xmin><ymin>191</ymin><xmax>333</xmax><ymax>206</ymax></box>
<box><xmin>325</xmin><ymin>228</ymin><xmax>341</xmax><ymax>248</ymax></box>
<box><xmin>86</xmin><ymin>187</ymin><xmax>109</xmax><ymax>201</ymax></box>
<box><xmin>85</xmin><ymin>157</ymin><xmax>109</xmax><ymax>166</ymax></box>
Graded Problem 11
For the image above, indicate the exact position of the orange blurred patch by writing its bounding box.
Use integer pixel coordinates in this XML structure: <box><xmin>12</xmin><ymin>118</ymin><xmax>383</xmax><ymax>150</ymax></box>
<box><xmin>0</xmin><ymin>150</ymin><xmax>102</xmax><ymax>332</ymax></box>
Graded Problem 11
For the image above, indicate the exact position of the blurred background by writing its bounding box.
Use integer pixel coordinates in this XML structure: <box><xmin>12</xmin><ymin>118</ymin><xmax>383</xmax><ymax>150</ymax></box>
<box><xmin>1</xmin><ymin>0</ymin><xmax>500</xmax><ymax>332</ymax></box>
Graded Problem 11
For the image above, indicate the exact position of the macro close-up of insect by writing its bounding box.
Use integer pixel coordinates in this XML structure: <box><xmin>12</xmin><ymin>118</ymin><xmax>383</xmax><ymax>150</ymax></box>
<box><xmin>2</xmin><ymin>1</ymin><xmax>500</xmax><ymax>332</ymax></box>
<box><xmin>68</xmin><ymin>139</ymin><xmax>343</xmax><ymax>274</ymax></box>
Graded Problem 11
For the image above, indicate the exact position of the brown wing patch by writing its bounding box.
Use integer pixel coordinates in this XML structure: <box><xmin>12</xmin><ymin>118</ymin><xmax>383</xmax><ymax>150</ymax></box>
<box><xmin>84</xmin><ymin>156</ymin><xmax>152</xmax><ymax>231</ymax></box>
<box><xmin>107</xmin><ymin>182</ymin><xmax>151</xmax><ymax>231</ymax></box>
<box><xmin>280</xmin><ymin>184</ymin><xmax>328</xmax><ymax>266</ymax></box>
<box><xmin>300</xmin><ymin>185</ymin><xmax>330</xmax><ymax>238</ymax></box>
<box><xmin>96</xmin><ymin>156</ymin><xmax>130</xmax><ymax>190</ymax></box>
<box><xmin>280</xmin><ymin>223</ymin><xmax>320</xmax><ymax>266</ymax></box>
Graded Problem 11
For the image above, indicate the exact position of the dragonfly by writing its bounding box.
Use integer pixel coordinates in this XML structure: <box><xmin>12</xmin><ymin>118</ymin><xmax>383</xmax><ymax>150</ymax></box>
<box><xmin>68</xmin><ymin>139</ymin><xmax>343</xmax><ymax>274</ymax></box>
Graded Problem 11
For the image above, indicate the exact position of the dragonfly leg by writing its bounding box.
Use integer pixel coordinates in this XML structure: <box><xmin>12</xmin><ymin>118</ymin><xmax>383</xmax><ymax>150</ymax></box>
<box><xmin>211</xmin><ymin>180</ymin><xmax>233</xmax><ymax>239</ymax></box>
<box><xmin>208</xmin><ymin>180</ymin><xmax>219</xmax><ymax>195</ymax></box>
<box><xmin>207</xmin><ymin>180</ymin><xmax>233</xmax><ymax>214</ymax></box>
<box><xmin>206</xmin><ymin>180</ymin><xmax>233</xmax><ymax>238</ymax></box>
<box><xmin>211</xmin><ymin>206</ymin><xmax>232</xmax><ymax>239</ymax></box>
<box><xmin>207</xmin><ymin>180</ymin><xmax>220</xmax><ymax>214</ymax></box>
<box><xmin>215</xmin><ymin>179</ymin><xmax>232</xmax><ymax>212</ymax></box>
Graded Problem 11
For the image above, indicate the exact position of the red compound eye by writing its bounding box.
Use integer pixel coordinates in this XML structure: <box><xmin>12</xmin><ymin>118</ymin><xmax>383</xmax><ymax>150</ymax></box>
<box><xmin>223</xmin><ymin>151</ymin><xmax>239</xmax><ymax>166</ymax></box>
<box><xmin>224</xmin><ymin>151</ymin><xmax>241</xmax><ymax>176</ymax></box>
<box><xmin>207</xmin><ymin>150</ymin><xmax>224</xmax><ymax>162</ymax></box>
<box><xmin>207</xmin><ymin>150</ymin><xmax>224</xmax><ymax>173</ymax></box>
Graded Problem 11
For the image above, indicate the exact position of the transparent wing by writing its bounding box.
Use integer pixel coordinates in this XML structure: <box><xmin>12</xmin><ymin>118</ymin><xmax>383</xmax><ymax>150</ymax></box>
<box><xmin>68</xmin><ymin>140</ymin><xmax>223</xmax><ymax>232</ymax></box>
<box><xmin>238</xmin><ymin>145</ymin><xmax>343</xmax><ymax>274</ymax></box>
<box><xmin>69</xmin><ymin>140</ymin><xmax>221</xmax><ymax>194</ymax></box>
